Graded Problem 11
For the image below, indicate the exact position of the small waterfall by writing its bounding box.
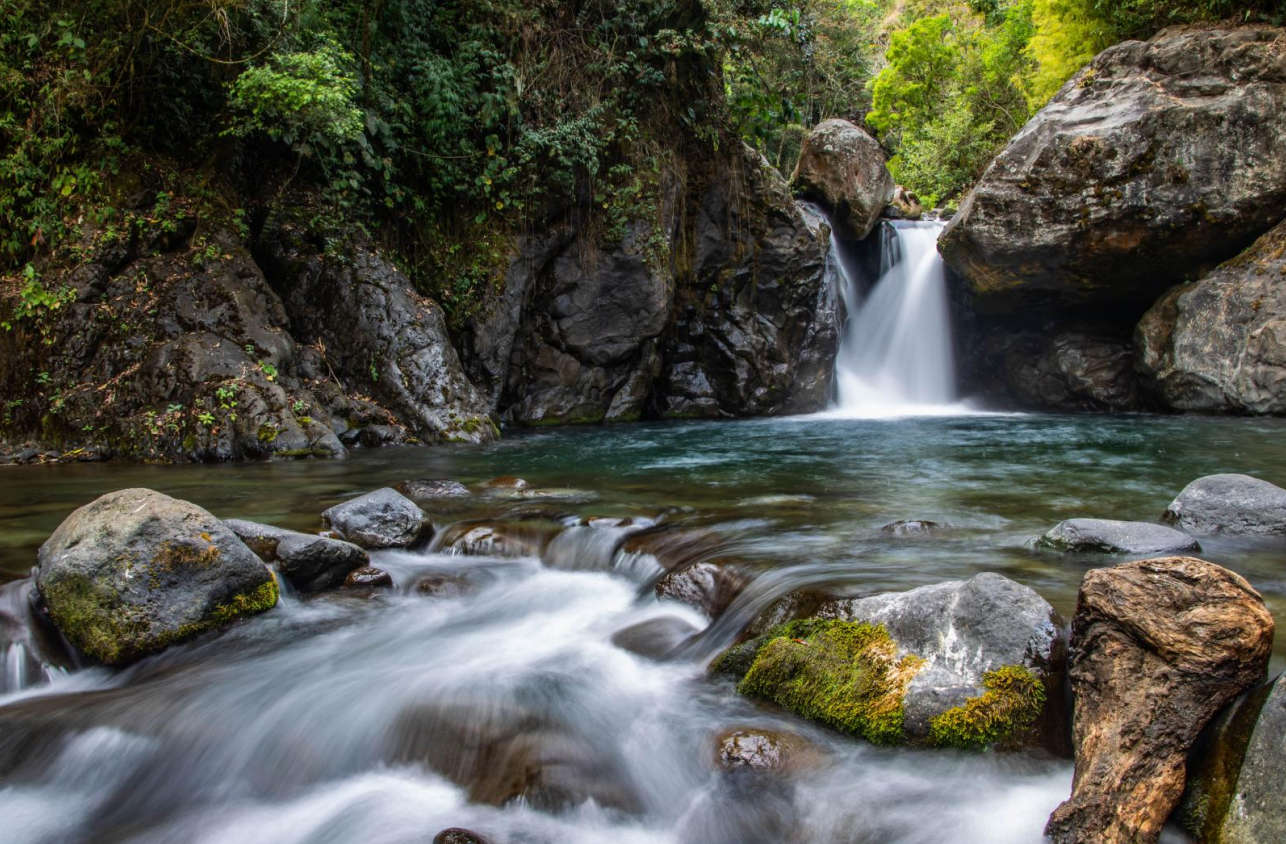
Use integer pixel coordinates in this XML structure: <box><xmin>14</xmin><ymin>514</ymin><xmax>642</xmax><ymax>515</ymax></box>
<box><xmin>826</xmin><ymin>218</ymin><xmax>962</xmax><ymax>416</ymax></box>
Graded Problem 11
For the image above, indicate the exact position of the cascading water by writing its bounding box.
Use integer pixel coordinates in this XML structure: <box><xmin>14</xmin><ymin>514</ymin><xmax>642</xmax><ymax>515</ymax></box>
<box><xmin>824</xmin><ymin>218</ymin><xmax>965</xmax><ymax>417</ymax></box>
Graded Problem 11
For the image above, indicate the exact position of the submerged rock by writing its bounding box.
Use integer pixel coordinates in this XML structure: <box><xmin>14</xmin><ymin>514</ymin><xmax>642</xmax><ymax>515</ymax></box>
<box><xmin>717</xmin><ymin>573</ymin><xmax>1066</xmax><ymax>750</ymax></box>
<box><xmin>1183</xmin><ymin>672</ymin><xmax>1286</xmax><ymax>844</ymax></box>
<box><xmin>611</xmin><ymin>616</ymin><xmax>700</xmax><ymax>661</ymax></box>
<box><xmin>655</xmin><ymin>561</ymin><xmax>748</xmax><ymax>619</ymax></box>
<box><xmin>433</xmin><ymin>831</ymin><xmax>492</xmax><ymax>844</ymax></box>
<box><xmin>35</xmin><ymin>489</ymin><xmax>278</xmax><ymax>666</ymax></box>
<box><xmin>791</xmin><ymin>119</ymin><xmax>895</xmax><ymax>241</ymax></box>
<box><xmin>940</xmin><ymin>26</ymin><xmax>1286</xmax><ymax>312</ymax></box>
<box><xmin>1038</xmin><ymin>519</ymin><xmax>1200</xmax><ymax>556</ymax></box>
<box><xmin>224</xmin><ymin>519</ymin><xmax>368</xmax><ymax>591</ymax></box>
<box><xmin>1136</xmin><ymin>218</ymin><xmax>1286</xmax><ymax>414</ymax></box>
<box><xmin>1045</xmin><ymin>557</ymin><xmax>1273</xmax><ymax>844</ymax></box>
<box><xmin>1163</xmin><ymin>474</ymin><xmax>1286</xmax><ymax>536</ymax></box>
<box><xmin>714</xmin><ymin>728</ymin><xmax>818</xmax><ymax>774</ymax></box>
<box><xmin>880</xmin><ymin>520</ymin><xmax>944</xmax><ymax>537</ymax></box>
<box><xmin>394</xmin><ymin>479</ymin><xmax>471</xmax><ymax>501</ymax></box>
<box><xmin>322</xmin><ymin>488</ymin><xmax>430</xmax><ymax>549</ymax></box>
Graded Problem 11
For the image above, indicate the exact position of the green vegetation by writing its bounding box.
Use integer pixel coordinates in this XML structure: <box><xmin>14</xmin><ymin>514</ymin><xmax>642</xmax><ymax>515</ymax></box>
<box><xmin>927</xmin><ymin>664</ymin><xmax>1046</xmax><ymax>749</ymax></box>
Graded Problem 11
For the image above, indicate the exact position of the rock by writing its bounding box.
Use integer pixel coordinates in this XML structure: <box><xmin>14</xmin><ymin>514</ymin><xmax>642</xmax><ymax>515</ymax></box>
<box><xmin>343</xmin><ymin>566</ymin><xmax>392</xmax><ymax>589</ymax></box>
<box><xmin>260</xmin><ymin>223</ymin><xmax>497</xmax><ymax>444</ymax></box>
<box><xmin>791</xmin><ymin>119</ymin><xmax>895</xmax><ymax>240</ymax></box>
<box><xmin>1183</xmin><ymin>673</ymin><xmax>1286</xmax><ymax>844</ymax></box>
<box><xmin>1163</xmin><ymin>474</ymin><xmax>1286</xmax><ymax>536</ymax></box>
<box><xmin>433</xmin><ymin>521</ymin><xmax>558</xmax><ymax>558</ymax></box>
<box><xmin>433</xmin><ymin>831</ymin><xmax>492</xmax><ymax>844</ymax></box>
<box><xmin>1045</xmin><ymin>557</ymin><xmax>1274</xmax><ymax>844</ymax></box>
<box><xmin>714</xmin><ymin>728</ymin><xmax>818</xmax><ymax>774</ymax></box>
<box><xmin>940</xmin><ymin>26</ymin><xmax>1286</xmax><ymax>312</ymax></box>
<box><xmin>34</xmin><ymin>489</ymin><xmax>278</xmax><ymax>665</ymax></box>
<box><xmin>394</xmin><ymin>479</ymin><xmax>471</xmax><ymax>500</ymax></box>
<box><xmin>883</xmin><ymin>185</ymin><xmax>923</xmax><ymax>220</ymax></box>
<box><xmin>717</xmin><ymin>573</ymin><xmax>1066</xmax><ymax>750</ymax></box>
<box><xmin>224</xmin><ymin>519</ymin><xmax>368</xmax><ymax>591</ymax></box>
<box><xmin>655</xmin><ymin>561</ymin><xmax>748</xmax><ymax>619</ymax></box>
<box><xmin>1038</xmin><ymin>519</ymin><xmax>1200</xmax><ymax>556</ymax></box>
<box><xmin>414</xmin><ymin>573</ymin><xmax>473</xmax><ymax>598</ymax></box>
<box><xmin>611</xmin><ymin>616</ymin><xmax>699</xmax><ymax>660</ymax></box>
<box><xmin>880</xmin><ymin>520</ymin><xmax>943</xmax><ymax>536</ymax></box>
<box><xmin>1137</xmin><ymin>218</ymin><xmax>1286</xmax><ymax>414</ymax></box>
<box><xmin>321</xmin><ymin>488</ymin><xmax>429</xmax><ymax>549</ymax></box>
<box><xmin>479</xmin><ymin>476</ymin><xmax>528</xmax><ymax>491</ymax></box>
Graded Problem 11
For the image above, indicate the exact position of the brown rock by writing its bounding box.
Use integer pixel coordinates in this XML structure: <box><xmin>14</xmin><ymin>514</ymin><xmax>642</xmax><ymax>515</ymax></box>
<box><xmin>1046</xmin><ymin>557</ymin><xmax>1274</xmax><ymax>844</ymax></box>
<box><xmin>714</xmin><ymin>728</ymin><xmax>819</xmax><ymax>774</ymax></box>
<box><xmin>343</xmin><ymin>566</ymin><xmax>392</xmax><ymax>589</ymax></box>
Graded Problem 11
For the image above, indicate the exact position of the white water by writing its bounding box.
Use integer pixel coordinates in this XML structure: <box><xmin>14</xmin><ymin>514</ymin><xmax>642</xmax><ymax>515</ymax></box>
<box><xmin>825</xmin><ymin>220</ymin><xmax>973</xmax><ymax>418</ymax></box>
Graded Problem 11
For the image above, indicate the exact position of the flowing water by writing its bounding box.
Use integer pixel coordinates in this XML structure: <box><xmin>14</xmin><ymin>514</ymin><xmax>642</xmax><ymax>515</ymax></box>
<box><xmin>2</xmin><ymin>414</ymin><xmax>1286</xmax><ymax>843</ymax></box>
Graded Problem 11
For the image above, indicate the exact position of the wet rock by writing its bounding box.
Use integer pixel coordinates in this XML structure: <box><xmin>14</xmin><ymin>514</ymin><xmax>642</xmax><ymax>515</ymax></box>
<box><xmin>655</xmin><ymin>561</ymin><xmax>748</xmax><ymax>619</ymax></box>
<box><xmin>1183</xmin><ymin>672</ymin><xmax>1286</xmax><ymax>844</ymax></box>
<box><xmin>940</xmin><ymin>26</ymin><xmax>1286</xmax><ymax>313</ymax></box>
<box><xmin>1163</xmin><ymin>474</ymin><xmax>1286</xmax><ymax>536</ymax></box>
<box><xmin>1137</xmin><ymin>218</ymin><xmax>1286</xmax><ymax>414</ymax></box>
<box><xmin>479</xmin><ymin>476</ymin><xmax>528</xmax><ymax>491</ymax></box>
<box><xmin>620</xmin><ymin>528</ymin><xmax>728</xmax><ymax>573</ymax></box>
<box><xmin>434</xmin><ymin>521</ymin><xmax>558</xmax><ymax>558</ymax></box>
<box><xmin>322</xmin><ymin>488</ymin><xmax>430</xmax><ymax>549</ymax></box>
<box><xmin>414</xmin><ymin>573</ymin><xmax>473</xmax><ymax>599</ymax></box>
<box><xmin>791</xmin><ymin>119</ymin><xmax>895</xmax><ymax>241</ymax></box>
<box><xmin>880</xmin><ymin>520</ymin><xmax>943</xmax><ymax>537</ymax></box>
<box><xmin>224</xmin><ymin>519</ymin><xmax>368</xmax><ymax>591</ymax></box>
<box><xmin>433</xmin><ymin>830</ymin><xmax>492</xmax><ymax>844</ymax></box>
<box><xmin>343</xmin><ymin>566</ymin><xmax>392</xmax><ymax>589</ymax></box>
<box><xmin>35</xmin><ymin>489</ymin><xmax>278</xmax><ymax>666</ymax></box>
<box><xmin>714</xmin><ymin>728</ymin><xmax>818</xmax><ymax>774</ymax></box>
<box><xmin>611</xmin><ymin>616</ymin><xmax>699</xmax><ymax>660</ymax></box>
<box><xmin>1038</xmin><ymin>519</ymin><xmax>1200</xmax><ymax>556</ymax></box>
<box><xmin>394</xmin><ymin>479</ymin><xmax>471</xmax><ymax>501</ymax></box>
<box><xmin>1045</xmin><ymin>557</ymin><xmax>1274</xmax><ymax>844</ymax></box>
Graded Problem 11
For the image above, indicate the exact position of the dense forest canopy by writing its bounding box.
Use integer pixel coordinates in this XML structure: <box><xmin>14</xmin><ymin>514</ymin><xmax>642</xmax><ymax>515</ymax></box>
<box><xmin>2</xmin><ymin>0</ymin><xmax>1281</xmax><ymax>326</ymax></box>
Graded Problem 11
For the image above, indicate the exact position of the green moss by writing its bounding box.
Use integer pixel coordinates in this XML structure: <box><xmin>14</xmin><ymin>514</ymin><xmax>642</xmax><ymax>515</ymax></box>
<box><xmin>927</xmin><ymin>665</ymin><xmax>1046</xmax><ymax>750</ymax></box>
<box><xmin>256</xmin><ymin>423</ymin><xmax>279</xmax><ymax>443</ymax></box>
<box><xmin>736</xmin><ymin>619</ymin><xmax>925</xmax><ymax>745</ymax></box>
<box><xmin>211</xmin><ymin>576</ymin><xmax>279</xmax><ymax>624</ymax></box>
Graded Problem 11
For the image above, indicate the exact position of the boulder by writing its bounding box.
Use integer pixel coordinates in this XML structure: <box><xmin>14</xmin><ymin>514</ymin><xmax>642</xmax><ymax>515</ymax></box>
<box><xmin>1045</xmin><ymin>557</ymin><xmax>1274</xmax><ymax>844</ymax></box>
<box><xmin>655</xmin><ymin>561</ymin><xmax>748</xmax><ymax>619</ymax></box>
<box><xmin>717</xmin><ymin>573</ymin><xmax>1066</xmax><ymax>750</ymax></box>
<box><xmin>224</xmin><ymin>519</ymin><xmax>368</xmax><ymax>591</ymax></box>
<box><xmin>35</xmin><ymin>489</ymin><xmax>278</xmax><ymax>665</ymax></box>
<box><xmin>1038</xmin><ymin>519</ymin><xmax>1200</xmax><ymax>556</ymax></box>
<box><xmin>1163</xmin><ymin>474</ymin><xmax>1286</xmax><ymax>536</ymax></box>
<box><xmin>791</xmin><ymin>119</ymin><xmax>895</xmax><ymax>240</ymax></box>
<box><xmin>1137</xmin><ymin>218</ymin><xmax>1286</xmax><ymax>414</ymax></box>
<box><xmin>940</xmin><ymin>26</ymin><xmax>1286</xmax><ymax>312</ymax></box>
<box><xmin>1183</xmin><ymin>673</ymin><xmax>1286</xmax><ymax>844</ymax></box>
<box><xmin>322</xmin><ymin>488</ymin><xmax>430</xmax><ymax>549</ymax></box>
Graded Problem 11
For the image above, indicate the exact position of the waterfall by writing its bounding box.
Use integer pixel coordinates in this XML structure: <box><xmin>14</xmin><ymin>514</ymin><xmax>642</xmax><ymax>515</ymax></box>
<box><xmin>825</xmin><ymin>218</ymin><xmax>964</xmax><ymax>417</ymax></box>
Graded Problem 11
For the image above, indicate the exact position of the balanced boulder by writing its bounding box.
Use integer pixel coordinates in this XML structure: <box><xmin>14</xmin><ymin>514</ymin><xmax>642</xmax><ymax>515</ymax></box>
<box><xmin>224</xmin><ymin>519</ymin><xmax>367</xmax><ymax>592</ymax></box>
<box><xmin>35</xmin><ymin>489</ymin><xmax>278</xmax><ymax>666</ymax></box>
<box><xmin>1163</xmin><ymin>474</ymin><xmax>1286</xmax><ymax>536</ymax></box>
<box><xmin>1038</xmin><ymin>519</ymin><xmax>1199</xmax><ymax>556</ymax></box>
<box><xmin>1045</xmin><ymin>557</ymin><xmax>1273</xmax><ymax>844</ymax></box>
<box><xmin>791</xmin><ymin>118</ymin><xmax>894</xmax><ymax>241</ymax></box>
<box><xmin>321</xmin><ymin>488</ymin><xmax>429</xmax><ymax>549</ymax></box>
<box><xmin>940</xmin><ymin>26</ymin><xmax>1286</xmax><ymax>312</ymax></box>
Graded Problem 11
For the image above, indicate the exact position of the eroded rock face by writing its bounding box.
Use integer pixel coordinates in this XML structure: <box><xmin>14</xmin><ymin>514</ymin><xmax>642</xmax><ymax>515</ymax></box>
<box><xmin>1163</xmin><ymin>474</ymin><xmax>1286</xmax><ymax>536</ymax></box>
<box><xmin>224</xmin><ymin>519</ymin><xmax>368</xmax><ymax>592</ymax></box>
<box><xmin>1137</xmin><ymin>218</ymin><xmax>1286</xmax><ymax>414</ymax></box>
<box><xmin>1038</xmin><ymin>519</ymin><xmax>1200</xmax><ymax>556</ymax></box>
<box><xmin>322</xmin><ymin>488</ymin><xmax>430</xmax><ymax>549</ymax></box>
<box><xmin>35</xmin><ymin>489</ymin><xmax>278</xmax><ymax>665</ymax></box>
<box><xmin>1045</xmin><ymin>557</ymin><xmax>1274</xmax><ymax>844</ymax></box>
<box><xmin>791</xmin><ymin>119</ymin><xmax>895</xmax><ymax>241</ymax></box>
<box><xmin>941</xmin><ymin>26</ymin><xmax>1286</xmax><ymax>313</ymax></box>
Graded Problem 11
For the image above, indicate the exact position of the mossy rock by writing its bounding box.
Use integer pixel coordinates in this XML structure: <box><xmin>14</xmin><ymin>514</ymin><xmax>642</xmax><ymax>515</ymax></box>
<box><xmin>35</xmin><ymin>488</ymin><xmax>278</xmax><ymax>666</ymax></box>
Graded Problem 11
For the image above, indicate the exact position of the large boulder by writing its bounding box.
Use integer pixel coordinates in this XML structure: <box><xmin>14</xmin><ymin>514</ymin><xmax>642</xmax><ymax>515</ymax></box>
<box><xmin>791</xmin><ymin>119</ymin><xmax>895</xmax><ymax>241</ymax></box>
<box><xmin>1038</xmin><ymin>519</ymin><xmax>1200</xmax><ymax>556</ymax></box>
<box><xmin>1183</xmin><ymin>673</ymin><xmax>1286</xmax><ymax>844</ymax></box>
<box><xmin>224</xmin><ymin>519</ymin><xmax>368</xmax><ymax>592</ymax></box>
<box><xmin>35</xmin><ymin>489</ymin><xmax>278</xmax><ymax>666</ymax></box>
<box><xmin>940</xmin><ymin>26</ymin><xmax>1286</xmax><ymax>313</ymax></box>
<box><xmin>322</xmin><ymin>488</ymin><xmax>430</xmax><ymax>549</ymax></box>
<box><xmin>1045</xmin><ymin>557</ymin><xmax>1274</xmax><ymax>844</ymax></box>
<box><xmin>1137</xmin><ymin>218</ymin><xmax>1286</xmax><ymax>414</ymax></box>
<box><xmin>1163</xmin><ymin>474</ymin><xmax>1286</xmax><ymax>536</ymax></box>
<box><xmin>716</xmin><ymin>573</ymin><xmax>1067</xmax><ymax>750</ymax></box>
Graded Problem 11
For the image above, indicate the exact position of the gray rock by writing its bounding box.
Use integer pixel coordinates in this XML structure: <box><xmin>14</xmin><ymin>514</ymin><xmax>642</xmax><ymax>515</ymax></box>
<box><xmin>940</xmin><ymin>26</ymin><xmax>1286</xmax><ymax>312</ymax></box>
<box><xmin>35</xmin><ymin>489</ymin><xmax>278</xmax><ymax>666</ymax></box>
<box><xmin>393</xmin><ymin>478</ymin><xmax>471</xmax><ymax>500</ymax></box>
<box><xmin>322</xmin><ymin>488</ymin><xmax>429</xmax><ymax>549</ymax></box>
<box><xmin>1184</xmin><ymin>673</ymin><xmax>1286</xmax><ymax>844</ymax></box>
<box><xmin>791</xmin><ymin>119</ymin><xmax>895</xmax><ymax>240</ymax></box>
<box><xmin>1164</xmin><ymin>474</ymin><xmax>1286</xmax><ymax>536</ymax></box>
<box><xmin>655</xmin><ymin>561</ymin><xmax>748</xmax><ymax>619</ymax></box>
<box><xmin>1039</xmin><ymin>519</ymin><xmax>1200</xmax><ymax>556</ymax></box>
<box><xmin>224</xmin><ymin>518</ymin><xmax>368</xmax><ymax>591</ymax></box>
<box><xmin>1137</xmin><ymin>218</ymin><xmax>1286</xmax><ymax>414</ymax></box>
<box><xmin>881</xmin><ymin>520</ymin><xmax>944</xmax><ymax>536</ymax></box>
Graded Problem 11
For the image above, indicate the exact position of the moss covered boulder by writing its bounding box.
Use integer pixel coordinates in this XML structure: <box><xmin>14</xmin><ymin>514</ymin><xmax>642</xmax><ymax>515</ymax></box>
<box><xmin>716</xmin><ymin>573</ymin><xmax>1066</xmax><ymax>751</ymax></box>
<box><xmin>35</xmin><ymin>489</ymin><xmax>278</xmax><ymax>666</ymax></box>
